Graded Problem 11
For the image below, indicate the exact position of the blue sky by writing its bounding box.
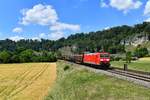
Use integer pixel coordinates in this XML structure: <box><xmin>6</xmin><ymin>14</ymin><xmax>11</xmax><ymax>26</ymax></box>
<box><xmin>0</xmin><ymin>0</ymin><xmax>150</xmax><ymax>41</ymax></box>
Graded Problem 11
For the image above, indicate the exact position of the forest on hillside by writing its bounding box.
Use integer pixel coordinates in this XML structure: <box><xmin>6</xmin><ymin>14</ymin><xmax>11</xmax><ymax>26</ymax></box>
<box><xmin>0</xmin><ymin>22</ymin><xmax>150</xmax><ymax>63</ymax></box>
<box><xmin>1</xmin><ymin>22</ymin><xmax>150</xmax><ymax>52</ymax></box>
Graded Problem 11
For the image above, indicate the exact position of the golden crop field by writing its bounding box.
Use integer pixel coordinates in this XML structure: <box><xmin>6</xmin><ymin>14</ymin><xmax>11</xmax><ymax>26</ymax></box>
<box><xmin>139</xmin><ymin>57</ymin><xmax>150</xmax><ymax>61</ymax></box>
<box><xmin>0</xmin><ymin>63</ymin><xmax>56</xmax><ymax>100</ymax></box>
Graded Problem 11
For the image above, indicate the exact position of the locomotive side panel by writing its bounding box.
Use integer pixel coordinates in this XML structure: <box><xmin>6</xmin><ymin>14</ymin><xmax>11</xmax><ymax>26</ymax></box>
<box><xmin>83</xmin><ymin>53</ymin><xmax>100</xmax><ymax>65</ymax></box>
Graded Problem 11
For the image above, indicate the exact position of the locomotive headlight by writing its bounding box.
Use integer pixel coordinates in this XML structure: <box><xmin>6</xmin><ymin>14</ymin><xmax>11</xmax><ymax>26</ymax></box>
<box><xmin>100</xmin><ymin>59</ymin><xmax>104</xmax><ymax>61</ymax></box>
<box><xmin>106</xmin><ymin>59</ymin><xmax>110</xmax><ymax>61</ymax></box>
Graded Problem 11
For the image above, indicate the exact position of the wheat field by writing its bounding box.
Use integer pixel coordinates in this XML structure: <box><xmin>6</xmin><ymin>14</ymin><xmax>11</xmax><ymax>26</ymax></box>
<box><xmin>139</xmin><ymin>57</ymin><xmax>150</xmax><ymax>61</ymax></box>
<box><xmin>0</xmin><ymin>63</ymin><xmax>56</xmax><ymax>100</ymax></box>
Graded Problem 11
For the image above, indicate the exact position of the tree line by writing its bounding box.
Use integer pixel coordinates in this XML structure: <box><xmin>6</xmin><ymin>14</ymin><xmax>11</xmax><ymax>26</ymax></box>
<box><xmin>0</xmin><ymin>22</ymin><xmax>150</xmax><ymax>63</ymax></box>
<box><xmin>0</xmin><ymin>48</ymin><xmax>57</xmax><ymax>63</ymax></box>
<box><xmin>1</xmin><ymin>22</ymin><xmax>150</xmax><ymax>53</ymax></box>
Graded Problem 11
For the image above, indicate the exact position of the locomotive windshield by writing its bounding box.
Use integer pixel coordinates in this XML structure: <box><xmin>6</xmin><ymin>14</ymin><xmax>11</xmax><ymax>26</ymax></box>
<box><xmin>100</xmin><ymin>54</ymin><xmax>109</xmax><ymax>58</ymax></box>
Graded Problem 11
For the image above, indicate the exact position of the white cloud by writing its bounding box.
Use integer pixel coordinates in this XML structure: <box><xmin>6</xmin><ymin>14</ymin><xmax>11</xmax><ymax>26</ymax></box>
<box><xmin>145</xmin><ymin>17</ymin><xmax>150</xmax><ymax>22</ymax></box>
<box><xmin>31</xmin><ymin>33</ymin><xmax>46</xmax><ymax>40</ymax></box>
<box><xmin>39</xmin><ymin>33</ymin><xmax>46</xmax><ymax>38</ymax></box>
<box><xmin>19</xmin><ymin>4</ymin><xmax>80</xmax><ymax>40</ymax></box>
<box><xmin>20</xmin><ymin>4</ymin><xmax>58</xmax><ymax>25</ymax></box>
<box><xmin>144</xmin><ymin>0</ymin><xmax>150</xmax><ymax>22</ymax></box>
<box><xmin>50</xmin><ymin>22</ymin><xmax>80</xmax><ymax>31</ymax></box>
<box><xmin>144</xmin><ymin>0</ymin><xmax>150</xmax><ymax>16</ymax></box>
<box><xmin>100</xmin><ymin>0</ymin><xmax>109</xmax><ymax>8</ymax></box>
<box><xmin>32</xmin><ymin>37</ymin><xmax>41</xmax><ymax>40</ymax></box>
<box><xmin>100</xmin><ymin>0</ymin><xmax>142</xmax><ymax>13</ymax></box>
<box><xmin>104</xmin><ymin>26</ymin><xmax>111</xmax><ymax>30</ymax></box>
<box><xmin>49</xmin><ymin>22</ymin><xmax>80</xmax><ymax>40</ymax></box>
<box><xmin>48</xmin><ymin>31</ymin><xmax>64</xmax><ymax>40</ymax></box>
<box><xmin>110</xmin><ymin>0</ymin><xmax>142</xmax><ymax>13</ymax></box>
<box><xmin>9</xmin><ymin>36</ymin><xmax>24</xmax><ymax>41</ymax></box>
<box><xmin>12</xmin><ymin>27</ymin><xmax>23</xmax><ymax>33</ymax></box>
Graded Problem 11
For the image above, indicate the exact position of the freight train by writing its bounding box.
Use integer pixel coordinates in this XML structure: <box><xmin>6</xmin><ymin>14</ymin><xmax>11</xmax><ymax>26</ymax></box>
<box><xmin>62</xmin><ymin>52</ymin><xmax>110</xmax><ymax>68</ymax></box>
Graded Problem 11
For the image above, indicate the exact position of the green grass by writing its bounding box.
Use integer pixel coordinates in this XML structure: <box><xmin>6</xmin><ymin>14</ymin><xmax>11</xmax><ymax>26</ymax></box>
<box><xmin>111</xmin><ymin>60</ymin><xmax>150</xmax><ymax>72</ymax></box>
<box><xmin>45</xmin><ymin>61</ymin><xmax>150</xmax><ymax>100</ymax></box>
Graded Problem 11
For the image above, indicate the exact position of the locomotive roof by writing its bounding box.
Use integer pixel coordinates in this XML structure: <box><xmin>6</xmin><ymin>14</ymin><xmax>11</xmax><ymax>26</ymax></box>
<box><xmin>84</xmin><ymin>52</ymin><xmax>109</xmax><ymax>55</ymax></box>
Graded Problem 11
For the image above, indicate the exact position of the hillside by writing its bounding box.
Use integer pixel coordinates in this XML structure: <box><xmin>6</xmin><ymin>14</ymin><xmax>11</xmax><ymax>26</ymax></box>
<box><xmin>0</xmin><ymin>22</ymin><xmax>150</xmax><ymax>54</ymax></box>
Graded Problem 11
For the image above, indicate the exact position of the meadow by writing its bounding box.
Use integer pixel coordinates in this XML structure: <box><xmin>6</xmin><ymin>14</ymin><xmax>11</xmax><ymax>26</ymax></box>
<box><xmin>111</xmin><ymin>57</ymin><xmax>150</xmax><ymax>72</ymax></box>
<box><xmin>0</xmin><ymin>63</ymin><xmax>56</xmax><ymax>100</ymax></box>
<box><xmin>46</xmin><ymin>61</ymin><xmax>150</xmax><ymax>100</ymax></box>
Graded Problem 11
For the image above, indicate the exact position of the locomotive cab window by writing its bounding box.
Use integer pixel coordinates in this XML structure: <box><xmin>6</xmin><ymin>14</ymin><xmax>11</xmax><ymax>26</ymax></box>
<box><xmin>100</xmin><ymin>54</ymin><xmax>109</xmax><ymax>58</ymax></box>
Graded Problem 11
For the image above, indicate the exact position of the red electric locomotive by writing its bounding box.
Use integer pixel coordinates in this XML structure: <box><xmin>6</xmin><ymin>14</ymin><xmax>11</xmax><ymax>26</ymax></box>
<box><xmin>83</xmin><ymin>52</ymin><xmax>110</xmax><ymax>67</ymax></box>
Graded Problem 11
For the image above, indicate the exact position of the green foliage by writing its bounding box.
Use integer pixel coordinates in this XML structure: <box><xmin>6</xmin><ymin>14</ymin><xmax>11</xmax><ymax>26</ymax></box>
<box><xmin>114</xmin><ymin>56</ymin><xmax>122</xmax><ymax>61</ymax></box>
<box><xmin>109</xmin><ymin>45</ymin><xmax>125</xmax><ymax>54</ymax></box>
<box><xmin>0</xmin><ymin>22</ymin><xmax>149</xmax><ymax>54</ymax></box>
<box><xmin>126</xmin><ymin>51</ymin><xmax>132</xmax><ymax>63</ymax></box>
<box><xmin>19</xmin><ymin>49</ymin><xmax>34</xmax><ymax>62</ymax></box>
<box><xmin>134</xmin><ymin>46</ymin><xmax>148</xmax><ymax>58</ymax></box>
<box><xmin>0</xmin><ymin>51</ymin><xmax>11</xmax><ymax>63</ymax></box>
<box><xmin>144</xmin><ymin>24</ymin><xmax>150</xmax><ymax>40</ymax></box>
<box><xmin>0</xmin><ymin>49</ymin><xmax>57</xmax><ymax>63</ymax></box>
<box><xmin>11</xmin><ymin>55</ymin><xmax>20</xmax><ymax>63</ymax></box>
<box><xmin>64</xmin><ymin>65</ymin><xmax>70</xmax><ymax>71</ymax></box>
<box><xmin>144</xmin><ymin>24</ymin><xmax>150</xmax><ymax>34</ymax></box>
<box><xmin>0</xmin><ymin>22</ymin><xmax>149</xmax><ymax>58</ymax></box>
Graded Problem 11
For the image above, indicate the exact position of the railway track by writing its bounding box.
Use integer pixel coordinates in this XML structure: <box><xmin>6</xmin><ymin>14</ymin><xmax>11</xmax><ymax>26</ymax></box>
<box><xmin>108</xmin><ymin>67</ymin><xmax>150</xmax><ymax>82</ymax></box>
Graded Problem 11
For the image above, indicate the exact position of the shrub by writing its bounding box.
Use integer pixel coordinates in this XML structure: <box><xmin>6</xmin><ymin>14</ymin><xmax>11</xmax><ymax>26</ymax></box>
<box><xmin>114</xmin><ymin>56</ymin><xmax>122</xmax><ymax>61</ymax></box>
<box><xmin>110</xmin><ymin>56</ymin><xmax>115</xmax><ymax>61</ymax></box>
<box><xmin>64</xmin><ymin>65</ymin><xmax>70</xmax><ymax>71</ymax></box>
<box><xmin>134</xmin><ymin>47</ymin><xmax>148</xmax><ymax>58</ymax></box>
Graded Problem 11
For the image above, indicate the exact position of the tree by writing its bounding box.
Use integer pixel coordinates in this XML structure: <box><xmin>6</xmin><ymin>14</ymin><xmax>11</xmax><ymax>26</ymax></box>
<box><xmin>19</xmin><ymin>49</ymin><xmax>34</xmax><ymax>62</ymax></box>
<box><xmin>144</xmin><ymin>23</ymin><xmax>150</xmax><ymax>40</ymax></box>
<box><xmin>0</xmin><ymin>51</ymin><xmax>11</xmax><ymax>63</ymax></box>
<box><xmin>11</xmin><ymin>55</ymin><xmax>20</xmax><ymax>63</ymax></box>
<box><xmin>126</xmin><ymin>51</ymin><xmax>132</xmax><ymax>63</ymax></box>
<box><xmin>134</xmin><ymin>47</ymin><xmax>148</xmax><ymax>58</ymax></box>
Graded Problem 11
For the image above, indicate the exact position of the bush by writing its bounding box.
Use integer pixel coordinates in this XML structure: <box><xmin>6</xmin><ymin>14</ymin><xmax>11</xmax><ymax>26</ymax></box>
<box><xmin>134</xmin><ymin>47</ymin><xmax>148</xmax><ymax>58</ymax></box>
<box><xmin>64</xmin><ymin>65</ymin><xmax>70</xmax><ymax>71</ymax></box>
<box><xmin>110</xmin><ymin>56</ymin><xmax>115</xmax><ymax>61</ymax></box>
<box><xmin>121</xmin><ymin>57</ymin><xmax>126</xmax><ymax>61</ymax></box>
<box><xmin>114</xmin><ymin>56</ymin><xmax>122</xmax><ymax>61</ymax></box>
